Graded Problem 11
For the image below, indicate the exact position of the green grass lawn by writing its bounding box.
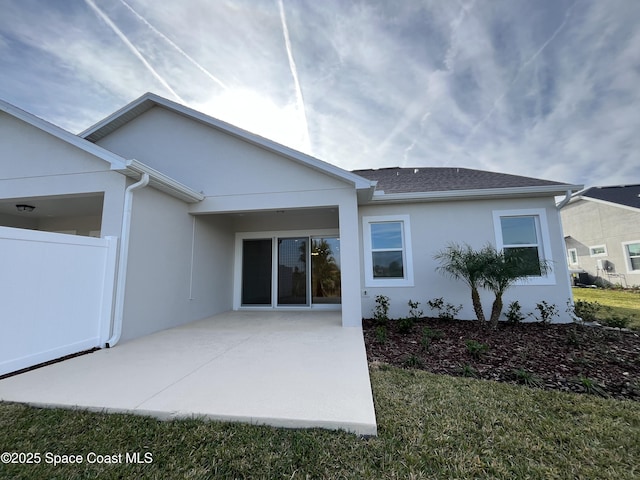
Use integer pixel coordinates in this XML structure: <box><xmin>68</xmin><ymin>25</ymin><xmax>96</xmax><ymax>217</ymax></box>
<box><xmin>2</xmin><ymin>366</ymin><xmax>638</xmax><ymax>479</ymax></box>
<box><xmin>572</xmin><ymin>287</ymin><xmax>640</xmax><ymax>329</ymax></box>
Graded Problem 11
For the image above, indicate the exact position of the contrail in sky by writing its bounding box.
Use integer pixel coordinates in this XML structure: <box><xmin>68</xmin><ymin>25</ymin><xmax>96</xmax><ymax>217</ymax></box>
<box><xmin>278</xmin><ymin>0</ymin><xmax>311</xmax><ymax>151</ymax></box>
<box><xmin>118</xmin><ymin>0</ymin><xmax>228</xmax><ymax>90</ymax></box>
<box><xmin>463</xmin><ymin>0</ymin><xmax>577</xmax><ymax>144</ymax></box>
<box><xmin>84</xmin><ymin>0</ymin><xmax>184</xmax><ymax>102</ymax></box>
<box><xmin>381</xmin><ymin>1</ymin><xmax>474</xmax><ymax>160</ymax></box>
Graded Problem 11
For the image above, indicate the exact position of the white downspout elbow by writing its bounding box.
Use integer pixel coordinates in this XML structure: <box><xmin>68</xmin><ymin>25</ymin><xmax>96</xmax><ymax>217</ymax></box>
<box><xmin>107</xmin><ymin>173</ymin><xmax>150</xmax><ymax>348</ymax></box>
<box><xmin>556</xmin><ymin>190</ymin><xmax>572</xmax><ymax>209</ymax></box>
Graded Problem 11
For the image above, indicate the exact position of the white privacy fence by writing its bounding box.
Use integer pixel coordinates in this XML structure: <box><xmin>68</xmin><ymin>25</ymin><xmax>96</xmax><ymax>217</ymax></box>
<box><xmin>0</xmin><ymin>227</ymin><xmax>117</xmax><ymax>376</ymax></box>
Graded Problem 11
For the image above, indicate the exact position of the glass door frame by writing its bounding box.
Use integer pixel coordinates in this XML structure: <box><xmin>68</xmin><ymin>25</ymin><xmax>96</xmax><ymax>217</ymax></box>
<box><xmin>234</xmin><ymin>229</ymin><xmax>341</xmax><ymax>310</ymax></box>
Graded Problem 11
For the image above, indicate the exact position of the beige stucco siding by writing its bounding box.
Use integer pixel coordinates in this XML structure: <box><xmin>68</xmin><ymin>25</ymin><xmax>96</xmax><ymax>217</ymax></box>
<box><xmin>561</xmin><ymin>199</ymin><xmax>640</xmax><ymax>285</ymax></box>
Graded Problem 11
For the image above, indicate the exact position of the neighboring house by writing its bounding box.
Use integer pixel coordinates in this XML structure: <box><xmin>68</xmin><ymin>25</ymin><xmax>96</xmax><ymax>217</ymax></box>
<box><xmin>560</xmin><ymin>185</ymin><xmax>640</xmax><ymax>287</ymax></box>
<box><xmin>0</xmin><ymin>93</ymin><xmax>582</xmax><ymax>374</ymax></box>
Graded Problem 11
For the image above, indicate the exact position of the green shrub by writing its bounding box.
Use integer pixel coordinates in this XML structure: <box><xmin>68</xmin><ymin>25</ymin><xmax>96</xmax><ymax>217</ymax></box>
<box><xmin>533</xmin><ymin>301</ymin><xmax>559</xmax><ymax>324</ymax></box>
<box><xmin>465</xmin><ymin>340</ymin><xmax>489</xmax><ymax>359</ymax></box>
<box><xmin>421</xmin><ymin>327</ymin><xmax>444</xmax><ymax>352</ymax></box>
<box><xmin>458</xmin><ymin>363</ymin><xmax>478</xmax><ymax>377</ymax></box>
<box><xmin>374</xmin><ymin>325</ymin><xmax>387</xmax><ymax>343</ymax></box>
<box><xmin>504</xmin><ymin>300</ymin><xmax>526</xmax><ymax>323</ymax></box>
<box><xmin>601</xmin><ymin>315</ymin><xmax>631</xmax><ymax>330</ymax></box>
<box><xmin>408</xmin><ymin>300</ymin><xmax>423</xmax><ymax>321</ymax></box>
<box><xmin>571</xmin><ymin>299</ymin><xmax>606</xmax><ymax>323</ymax></box>
<box><xmin>397</xmin><ymin>317</ymin><xmax>414</xmax><ymax>334</ymax></box>
<box><xmin>373</xmin><ymin>295</ymin><xmax>390</xmax><ymax>325</ymax></box>
<box><xmin>566</xmin><ymin>328</ymin><xmax>581</xmax><ymax>347</ymax></box>
<box><xmin>427</xmin><ymin>297</ymin><xmax>462</xmax><ymax>320</ymax></box>
<box><xmin>575</xmin><ymin>375</ymin><xmax>607</xmax><ymax>397</ymax></box>
<box><xmin>423</xmin><ymin>326</ymin><xmax>444</xmax><ymax>340</ymax></box>
<box><xmin>403</xmin><ymin>354</ymin><xmax>424</xmax><ymax>369</ymax></box>
<box><xmin>512</xmin><ymin>368</ymin><xmax>542</xmax><ymax>387</ymax></box>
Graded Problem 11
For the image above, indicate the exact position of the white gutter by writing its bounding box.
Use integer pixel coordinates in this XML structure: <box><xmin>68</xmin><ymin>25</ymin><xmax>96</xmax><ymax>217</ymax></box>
<box><xmin>368</xmin><ymin>184</ymin><xmax>583</xmax><ymax>203</ymax></box>
<box><xmin>556</xmin><ymin>190</ymin><xmax>573</xmax><ymax>209</ymax></box>
<box><xmin>114</xmin><ymin>159</ymin><xmax>204</xmax><ymax>203</ymax></box>
<box><xmin>107</xmin><ymin>173</ymin><xmax>150</xmax><ymax>348</ymax></box>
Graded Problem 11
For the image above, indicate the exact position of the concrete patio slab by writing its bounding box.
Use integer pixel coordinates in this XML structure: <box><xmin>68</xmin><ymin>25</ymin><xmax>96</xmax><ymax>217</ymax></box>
<box><xmin>0</xmin><ymin>311</ymin><xmax>377</xmax><ymax>435</ymax></box>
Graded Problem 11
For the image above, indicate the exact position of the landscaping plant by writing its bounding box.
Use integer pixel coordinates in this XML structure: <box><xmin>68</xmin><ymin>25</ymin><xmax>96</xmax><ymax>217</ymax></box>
<box><xmin>570</xmin><ymin>299</ymin><xmax>606</xmax><ymax>323</ymax></box>
<box><xmin>373</xmin><ymin>295</ymin><xmax>390</xmax><ymax>325</ymax></box>
<box><xmin>533</xmin><ymin>301</ymin><xmax>559</xmax><ymax>324</ymax></box>
<box><xmin>427</xmin><ymin>297</ymin><xmax>462</xmax><ymax>320</ymax></box>
<box><xmin>504</xmin><ymin>300</ymin><xmax>526</xmax><ymax>323</ymax></box>
<box><xmin>374</xmin><ymin>325</ymin><xmax>387</xmax><ymax>343</ymax></box>
<box><xmin>512</xmin><ymin>368</ymin><xmax>542</xmax><ymax>388</ymax></box>
<box><xmin>408</xmin><ymin>300</ymin><xmax>423</xmax><ymax>321</ymax></box>
<box><xmin>602</xmin><ymin>315</ymin><xmax>631</xmax><ymax>330</ymax></box>
<box><xmin>397</xmin><ymin>317</ymin><xmax>414</xmax><ymax>334</ymax></box>
<box><xmin>435</xmin><ymin>243</ymin><xmax>551</xmax><ymax>328</ymax></box>
<box><xmin>434</xmin><ymin>243</ymin><xmax>488</xmax><ymax>323</ymax></box>
<box><xmin>481</xmin><ymin>247</ymin><xmax>551</xmax><ymax>327</ymax></box>
<box><xmin>465</xmin><ymin>340</ymin><xmax>489</xmax><ymax>359</ymax></box>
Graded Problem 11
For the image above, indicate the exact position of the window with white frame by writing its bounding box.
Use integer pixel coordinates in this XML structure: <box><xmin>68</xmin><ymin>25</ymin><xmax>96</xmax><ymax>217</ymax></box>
<box><xmin>362</xmin><ymin>215</ymin><xmax>413</xmax><ymax>287</ymax></box>
<box><xmin>623</xmin><ymin>241</ymin><xmax>640</xmax><ymax>272</ymax></box>
<box><xmin>567</xmin><ymin>248</ymin><xmax>578</xmax><ymax>265</ymax></box>
<box><xmin>493</xmin><ymin>209</ymin><xmax>555</xmax><ymax>285</ymax></box>
<box><xmin>589</xmin><ymin>245</ymin><xmax>607</xmax><ymax>257</ymax></box>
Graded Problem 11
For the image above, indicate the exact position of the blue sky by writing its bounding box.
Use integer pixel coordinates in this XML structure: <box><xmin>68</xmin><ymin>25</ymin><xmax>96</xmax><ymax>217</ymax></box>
<box><xmin>1</xmin><ymin>0</ymin><xmax>639</xmax><ymax>187</ymax></box>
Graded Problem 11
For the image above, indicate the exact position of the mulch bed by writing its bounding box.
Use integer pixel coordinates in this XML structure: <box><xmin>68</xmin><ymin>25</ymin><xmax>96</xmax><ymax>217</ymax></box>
<box><xmin>363</xmin><ymin>318</ymin><xmax>640</xmax><ymax>401</ymax></box>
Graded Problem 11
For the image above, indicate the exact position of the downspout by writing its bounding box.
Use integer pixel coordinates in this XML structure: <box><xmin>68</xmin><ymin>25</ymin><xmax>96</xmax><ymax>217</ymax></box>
<box><xmin>107</xmin><ymin>173</ymin><xmax>150</xmax><ymax>348</ymax></box>
<box><xmin>556</xmin><ymin>190</ymin><xmax>572</xmax><ymax>210</ymax></box>
<box><xmin>555</xmin><ymin>189</ymin><xmax>575</xmax><ymax>318</ymax></box>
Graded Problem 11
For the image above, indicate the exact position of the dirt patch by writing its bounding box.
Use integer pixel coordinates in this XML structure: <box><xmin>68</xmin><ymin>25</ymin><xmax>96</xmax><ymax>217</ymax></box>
<box><xmin>363</xmin><ymin>318</ymin><xmax>640</xmax><ymax>400</ymax></box>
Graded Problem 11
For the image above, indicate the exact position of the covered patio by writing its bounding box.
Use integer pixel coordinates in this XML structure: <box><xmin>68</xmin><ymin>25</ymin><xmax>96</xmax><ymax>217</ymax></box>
<box><xmin>0</xmin><ymin>311</ymin><xmax>377</xmax><ymax>436</ymax></box>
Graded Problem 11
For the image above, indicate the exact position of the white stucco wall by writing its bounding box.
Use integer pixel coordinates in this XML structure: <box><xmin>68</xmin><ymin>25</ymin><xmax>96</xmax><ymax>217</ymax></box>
<box><xmin>359</xmin><ymin>196</ymin><xmax>574</xmax><ymax>322</ymax></box>
<box><xmin>37</xmin><ymin>215</ymin><xmax>103</xmax><ymax>236</ymax></box>
<box><xmin>0</xmin><ymin>111</ymin><xmax>126</xmax><ymax>238</ymax></box>
<box><xmin>561</xmin><ymin>200</ymin><xmax>640</xmax><ymax>286</ymax></box>
<box><xmin>95</xmin><ymin>106</ymin><xmax>348</xmax><ymax>196</ymax></box>
<box><xmin>121</xmin><ymin>186</ymin><xmax>234</xmax><ymax>341</ymax></box>
<box><xmin>94</xmin><ymin>105</ymin><xmax>363</xmax><ymax>327</ymax></box>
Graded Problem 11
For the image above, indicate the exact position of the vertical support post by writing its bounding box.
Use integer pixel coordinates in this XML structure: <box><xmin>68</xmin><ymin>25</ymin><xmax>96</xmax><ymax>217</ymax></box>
<box><xmin>338</xmin><ymin>193</ymin><xmax>363</xmax><ymax>327</ymax></box>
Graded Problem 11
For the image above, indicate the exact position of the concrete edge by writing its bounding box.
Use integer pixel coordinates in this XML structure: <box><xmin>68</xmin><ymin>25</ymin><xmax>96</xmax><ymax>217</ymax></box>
<box><xmin>3</xmin><ymin>401</ymin><xmax>378</xmax><ymax>437</ymax></box>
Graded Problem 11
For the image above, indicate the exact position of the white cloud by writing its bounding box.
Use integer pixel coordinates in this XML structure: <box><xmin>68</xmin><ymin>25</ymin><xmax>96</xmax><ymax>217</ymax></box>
<box><xmin>0</xmin><ymin>0</ymin><xmax>638</xmax><ymax>186</ymax></box>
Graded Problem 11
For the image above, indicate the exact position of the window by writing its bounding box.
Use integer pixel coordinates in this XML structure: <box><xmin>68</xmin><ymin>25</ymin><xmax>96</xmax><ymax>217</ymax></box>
<box><xmin>363</xmin><ymin>215</ymin><xmax>413</xmax><ymax>286</ymax></box>
<box><xmin>567</xmin><ymin>248</ymin><xmax>578</xmax><ymax>265</ymax></box>
<box><xmin>623</xmin><ymin>241</ymin><xmax>640</xmax><ymax>272</ymax></box>
<box><xmin>589</xmin><ymin>245</ymin><xmax>607</xmax><ymax>257</ymax></box>
<box><xmin>493</xmin><ymin>209</ymin><xmax>555</xmax><ymax>285</ymax></box>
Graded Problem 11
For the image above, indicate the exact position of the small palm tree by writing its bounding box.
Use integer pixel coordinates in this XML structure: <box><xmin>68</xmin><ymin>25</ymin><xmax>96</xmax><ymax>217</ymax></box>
<box><xmin>481</xmin><ymin>245</ymin><xmax>551</xmax><ymax>328</ymax></box>
<box><xmin>434</xmin><ymin>243</ymin><xmax>488</xmax><ymax>323</ymax></box>
<box><xmin>435</xmin><ymin>243</ymin><xmax>552</xmax><ymax>328</ymax></box>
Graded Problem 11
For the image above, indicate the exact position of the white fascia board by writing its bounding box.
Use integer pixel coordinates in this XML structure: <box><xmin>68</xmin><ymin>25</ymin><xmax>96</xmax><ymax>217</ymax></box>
<box><xmin>368</xmin><ymin>184</ymin><xmax>584</xmax><ymax>204</ymax></box>
<box><xmin>0</xmin><ymin>98</ymin><xmax>128</xmax><ymax>170</ymax></box>
<box><xmin>79</xmin><ymin>94</ymin><xmax>154</xmax><ymax>140</ymax></box>
<box><xmin>114</xmin><ymin>159</ymin><xmax>204</xmax><ymax>203</ymax></box>
<box><xmin>568</xmin><ymin>195</ymin><xmax>640</xmax><ymax>213</ymax></box>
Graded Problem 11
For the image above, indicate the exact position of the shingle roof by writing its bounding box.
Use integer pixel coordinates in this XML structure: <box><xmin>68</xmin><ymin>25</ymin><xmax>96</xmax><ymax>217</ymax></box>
<box><xmin>579</xmin><ymin>184</ymin><xmax>640</xmax><ymax>210</ymax></box>
<box><xmin>353</xmin><ymin>167</ymin><xmax>569</xmax><ymax>194</ymax></box>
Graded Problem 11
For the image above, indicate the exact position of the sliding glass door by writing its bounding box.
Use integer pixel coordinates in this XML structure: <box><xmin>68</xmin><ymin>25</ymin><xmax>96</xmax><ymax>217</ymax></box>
<box><xmin>241</xmin><ymin>235</ymin><xmax>340</xmax><ymax>307</ymax></box>
<box><xmin>241</xmin><ymin>239</ymin><xmax>272</xmax><ymax>305</ymax></box>
<box><xmin>311</xmin><ymin>237</ymin><xmax>341</xmax><ymax>304</ymax></box>
<box><xmin>278</xmin><ymin>237</ymin><xmax>308</xmax><ymax>305</ymax></box>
